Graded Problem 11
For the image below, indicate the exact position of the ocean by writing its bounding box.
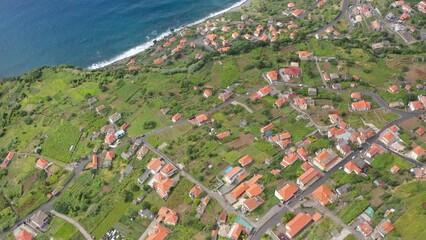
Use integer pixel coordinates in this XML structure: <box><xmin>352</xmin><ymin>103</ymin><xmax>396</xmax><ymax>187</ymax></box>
<box><xmin>0</xmin><ymin>0</ymin><xmax>243</xmax><ymax>78</ymax></box>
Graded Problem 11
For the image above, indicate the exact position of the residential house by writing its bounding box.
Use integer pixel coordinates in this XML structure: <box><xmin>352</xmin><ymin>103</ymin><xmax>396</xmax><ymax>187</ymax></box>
<box><xmin>218</xmin><ymin>91</ymin><xmax>233</xmax><ymax>102</ymax></box>
<box><xmin>228</xmin><ymin>223</ymin><xmax>243</xmax><ymax>240</ymax></box>
<box><xmin>312</xmin><ymin>185</ymin><xmax>336</xmax><ymax>205</ymax></box>
<box><xmin>388</xmin><ymin>85</ymin><xmax>399</xmax><ymax>93</ymax></box>
<box><xmin>35</xmin><ymin>158</ymin><xmax>50</xmax><ymax>170</ymax></box>
<box><xmin>30</xmin><ymin>211</ymin><xmax>49</xmax><ymax>229</ymax></box>
<box><xmin>139</xmin><ymin>209</ymin><xmax>155</xmax><ymax>219</ymax></box>
<box><xmin>379</xmin><ymin>130</ymin><xmax>399</xmax><ymax>146</ymax></box>
<box><xmin>297</xmin><ymin>147</ymin><xmax>308</xmax><ymax>161</ymax></box>
<box><xmin>136</xmin><ymin>146</ymin><xmax>149</xmax><ymax>160</ymax></box>
<box><xmin>104</xmin><ymin>134</ymin><xmax>116</xmax><ymax>145</ymax></box>
<box><xmin>274</xmin><ymin>98</ymin><xmax>287</xmax><ymax>108</ymax></box>
<box><xmin>90</xmin><ymin>155</ymin><xmax>98</xmax><ymax>170</ymax></box>
<box><xmin>408</xmin><ymin>101</ymin><xmax>425</xmax><ymax>111</ymax></box>
<box><xmin>238</xmin><ymin>155</ymin><xmax>253</xmax><ymax>167</ymax></box>
<box><xmin>146</xmin><ymin>225</ymin><xmax>170</xmax><ymax>240</ymax></box>
<box><xmin>203</xmin><ymin>89</ymin><xmax>212</xmax><ymax>98</ymax></box>
<box><xmin>0</xmin><ymin>151</ymin><xmax>15</xmax><ymax>169</ymax></box>
<box><xmin>108</xmin><ymin>112</ymin><xmax>122</xmax><ymax>124</ymax></box>
<box><xmin>350</xmin><ymin>92</ymin><xmax>362</xmax><ymax>101</ymax></box>
<box><xmin>285</xmin><ymin>213</ymin><xmax>312</xmax><ymax>238</ymax></box>
<box><xmin>15</xmin><ymin>229</ymin><xmax>33</xmax><ymax>240</ymax></box>
<box><xmin>266</xmin><ymin>70</ymin><xmax>279</xmax><ymax>83</ymax></box>
<box><xmin>216</xmin><ymin>131</ymin><xmax>231</xmax><ymax>140</ymax></box>
<box><xmin>390</xmin><ymin>165</ymin><xmax>400</xmax><ymax>174</ymax></box>
<box><xmin>365</xmin><ymin>143</ymin><xmax>386</xmax><ymax>158</ymax></box>
<box><xmin>409</xmin><ymin>146</ymin><xmax>425</xmax><ymax>160</ymax></box>
<box><xmin>344</xmin><ymin>161</ymin><xmax>362</xmax><ymax>175</ymax></box>
<box><xmin>357</xmin><ymin>221</ymin><xmax>373</xmax><ymax>237</ymax></box>
<box><xmin>160</xmin><ymin>164</ymin><xmax>176</xmax><ymax>177</ymax></box>
<box><xmin>257</xmin><ymin>85</ymin><xmax>273</xmax><ymax>97</ymax></box>
<box><xmin>242</xmin><ymin>196</ymin><xmax>264</xmax><ymax>213</ymax></box>
<box><xmin>313</xmin><ymin>149</ymin><xmax>340</xmax><ymax>171</ymax></box>
<box><xmin>260</xmin><ymin>123</ymin><xmax>274</xmax><ymax>134</ymax></box>
<box><xmin>376</xmin><ymin>219</ymin><xmax>394</xmax><ymax>238</ymax></box>
<box><xmin>281</xmin><ymin>153</ymin><xmax>299</xmax><ymax>168</ymax></box>
<box><xmin>153</xmin><ymin>177</ymin><xmax>174</xmax><ymax>199</ymax></box>
<box><xmin>350</xmin><ymin>100</ymin><xmax>371</xmax><ymax>111</ymax></box>
<box><xmin>223</xmin><ymin>166</ymin><xmax>246</xmax><ymax>184</ymax></box>
<box><xmin>189</xmin><ymin>185</ymin><xmax>203</xmax><ymax>199</ymax></box>
<box><xmin>275</xmin><ymin>182</ymin><xmax>299</xmax><ymax>202</ymax></box>
<box><xmin>95</xmin><ymin>105</ymin><xmax>106</xmax><ymax>114</ymax></box>
<box><xmin>172</xmin><ymin>113</ymin><xmax>182</xmax><ymax>123</ymax></box>
<box><xmin>297</xmin><ymin>168</ymin><xmax>320</xmax><ymax>187</ymax></box>
<box><xmin>147</xmin><ymin>158</ymin><xmax>164</xmax><ymax>174</ymax></box>
<box><xmin>157</xmin><ymin>207</ymin><xmax>179</xmax><ymax>225</ymax></box>
<box><xmin>294</xmin><ymin>97</ymin><xmax>314</xmax><ymax>110</ymax></box>
<box><xmin>296</xmin><ymin>51</ymin><xmax>313</xmax><ymax>61</ymax></box>
<box><xmin>190</xmin><ymin>114</ymin><xmax>209</xmax><ymax>126</ymax></box>
<box><xmin>328</xmin><ymin>114</ymin><xmax>342</xmax><ymax>125</ymax></box>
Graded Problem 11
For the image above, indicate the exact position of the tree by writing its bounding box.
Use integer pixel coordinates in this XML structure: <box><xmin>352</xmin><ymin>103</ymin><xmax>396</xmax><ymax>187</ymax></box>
<box><xmin>282</xmin><ymin>212</ymin><xmax>295</xmax><ymax>223</ymax></box>
<box><xmin>143</xmin><ymin>121</ymin><xmax>157</xmax><ymax>129</ymax></box>
<box><xmin>123</xmin><ymin>190</ymin><xmax>133</xmax><ymax>202</ymax></box>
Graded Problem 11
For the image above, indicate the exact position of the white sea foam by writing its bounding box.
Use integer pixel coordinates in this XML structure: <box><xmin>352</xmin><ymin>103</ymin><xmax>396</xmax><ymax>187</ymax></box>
<box><xmin>88</xmin><ymin>0</ymin><xmax>247</xmax><ymax>70</ymax></box>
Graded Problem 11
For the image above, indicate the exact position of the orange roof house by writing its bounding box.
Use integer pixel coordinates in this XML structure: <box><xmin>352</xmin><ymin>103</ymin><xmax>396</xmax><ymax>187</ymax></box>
<box><xmin>388</xmin><ymin>85</ymin><xmax>399</xmax><ymax>93</ymax></box>
<box><xmin>274</xmin><ymin>98</ymin><xmax>288</xmax><ymax>108</ymax></box>
<box><xmin>409</xmin><ymin>101</ymin><xmax>425</xmax><ymax>111</ymax></box>
<box><xmin>36</xmin><ymin>158</ymin><xmax>49</xmax><ymax>170</ymax></box>
<box><xmin>275</xmin><ymin>182</ymin><xmax>299</xmax><ymax>202</ymax></box>
<box><xmin>390</xmin><ymin>165</ymin><xmax>400</xmax><ymax>174</ymax></box>
<box><xmin>281</xmin><ymin>154</ymin><xmax>299</xmax><ymax>167</ymax></box>
<box><xmin>216</xmin><ymin>131</ymin><xmax>231</xmax><ymax>140</ymax></box>
<box><xmin>344</xmin><ymin>161</ymin><xmax>362</xmax><ymax>175</ymax></box>
<box><xmin>312</xmin><ymin>185</ymin><xmax>335</xmax><ymax>205</ymax></box>
<box><xmin>15</xmin><ymin>229</ymin><xmax>33</xmax><ymax>240</ymax></box>
<box><xmin>313</xmin><ymin>149</ymin><xmax>339</xmax><ymax>171</ymax></box>
<box><xmin>292</xmin><ymin>9</ymin><xmax>303</xmax><ymax>17</ymax></box>
<box><xmin>357</xmin><ymin>221</ymin><xmax>373</xmax><ymax>236</ymax></box>
<box><xmin>146</xmin><ymin>225</ymin><xmax>170</xmax><ymax>240</ymax></box>
<box><xmin>246</xmin><ymin>183</ymin><xmax>264</xmax><ymax>197</ymax></box>
<box><xmin>351</xmin><ymin>100</ymin><xmax>371</xmax><ymax>111</ymax></box>
<box><xmin>172</xmin><ymin>113</ymin><xmax>182</xmax><ymax>123</ymax></box>
<box><xmin>147</xmin><ymin>158</ymin><xmax>164</xmax><ymax>174</ymax></box>
<box><xmin>297</xmin><ymin>168</ymin><xmax>320</xmax><ymax>187</ymax></box>
<box><xmin>105</xmin><ymin>151</ymin><xmax>115</xmax><ymax>161</ymax></box>
<box><xmin>90</xmin><ymin>155</ymin><xmax>98</xmax><ymax>170</ymax></box>
<box><xmin>260</xmin><ymin>123</ymin><xmax>274</xmax><ymax>134</ymax></box>
<box><xmin>376</xmin><ymin>219</ymin><xmax>394</xmax><ymax>237</ymax></box>
<box><xmin>228</xmin><ymin>223</ymin><xmax>243</xmax><ymax>240</ymax></box>
<box><xmin>154</xmin><ymin>177</ymin><xmax>174</xmax><ymax>199</ymax></box>
<box><xmin>1</xmin><ymin>151</ymin><xmax>15</xmax><ymax>169</ymax></box>
<box><xmin>223</xmin><ymin>166</ymin><xmax>246</xmax><ymax>184</ymax></box>
<box><xmin>257</xmin><ymin>85</ymin><xmax>273</xmax><ymax>97</ymax></box>
<box><xmin>203</xmin><ymin>89</ymin><xmax>212</xmax><ymax>98</ymax></box>
<box><xmin>160</xmin><ymin>163</ymin><xmax>176</xmax><ymax>177</ymax></box>
<box><xmin>312</xmin><ymin>212</ymin><xmax>323</xmax><ymax>222</ymax></box>
<box><xmin>242</xmin><ymin>196</ymin><xmax>264</xmax><ymax>212</ymax></box>
<box><xmin>153</xmin><ymin>58</ymin><xmax>165</xmax><ymax>64</ymax></box>
<box><xmin>239</xmin><ymin>155</ymin><xmax>253</xmax><ymax>167</ymax></box>
<box><xmin>409</xmin><ymin>145</ymin><xmax>425</xmax><ymax>160</ymax></box>
<box><xmin>157</xmin><ymin>207</ymin><xmax>179</xmax><ymax>225</ymax></box>
<box><xmin>285</xmin><ymin>213</ymin><xmax>312</xmax><ymax>238</ymax></box>
<box><xmin>189</xmin><ymin>185</ymin><xmax>203</xmax><ymax>199</ymax></box>
<box><xmin>297</xmin><ymin>147</ymin><xmax>308</xmax><ymax>161</ymax></box>
<box><xmin>350</xmin><ymin>92</ymin><xmax>362</xmax><ymax>100</ymax></box>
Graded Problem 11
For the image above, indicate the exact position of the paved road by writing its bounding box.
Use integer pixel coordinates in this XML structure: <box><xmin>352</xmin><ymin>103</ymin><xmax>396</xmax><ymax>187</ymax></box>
<box><xmin>309</xmin><ymin>0</ymin><xmax>350</xmax><ymax>36</ymax></box>
<box><xmin>377</xmin><ymin>142</ymin><xmax>425</xmax><ymax>168</ymax></box>
<box><xmin>51</xmin><ymin>210</ymin><xmax>93</xmax><ymax>240</ymax></box>
<box><xmin>249</xmin><ymin>113</ymin><xmax>419</xmax><ymax>240</ymax></box>
<box><xmin>138</xmin><ymin>219</ymin><xmax>157</xmax><ymax>240</ymax></box>
<box><xmin>0</xmin><ymin>158</ymin><xmax>90</xmax><ymax>238</ymax></box>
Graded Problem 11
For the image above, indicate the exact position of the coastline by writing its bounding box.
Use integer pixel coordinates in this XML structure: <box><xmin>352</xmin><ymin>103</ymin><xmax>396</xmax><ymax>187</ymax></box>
<box><xmin>88</xmin><ymin>0</ymin><xmax>253</xmax><ymax>70</ymax></box>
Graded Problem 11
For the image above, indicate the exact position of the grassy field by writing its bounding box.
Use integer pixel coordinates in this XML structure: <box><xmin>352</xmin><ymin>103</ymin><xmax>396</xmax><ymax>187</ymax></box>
<box><xmin>41</xmin><ymin>121</ymin><xmax>82</xmax><ymax>163</ymax></box>
<box><xmin>91</xmin><ymin>201</ymin><xmax>132</xmax><ymax>239</ymax></box>
<box><xmin>392</xmin><ymin>181</ymin><xmax>426</xmax><ymax>239</ymax></box>
<box><xmin>49</xmin><ymin>217</ymin><xmax>83</xmax><ymax>240</ymax></box>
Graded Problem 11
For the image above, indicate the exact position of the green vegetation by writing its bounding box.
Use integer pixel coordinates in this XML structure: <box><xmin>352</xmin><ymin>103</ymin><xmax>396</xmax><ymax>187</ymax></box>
<box><xmin>339</xmin><ymin>199</ymin><xmax>370</xmax><ymax>224</ymax></box>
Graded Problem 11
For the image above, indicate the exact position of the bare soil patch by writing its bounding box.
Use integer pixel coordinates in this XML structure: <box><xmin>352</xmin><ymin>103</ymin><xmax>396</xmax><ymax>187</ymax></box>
<box><xmin>280</xmin><ymin>45</ymin><xmax>295</xmax><ymax>54</ymax></box>
<box><xmin>102</xmin><ymin>185</ymin><xmax>112</xmax><ymax>193</ymax></box>
<box><xmin>226</xmin><ymin>134</ymin><xmax>254</xmax><ymax>149</ymax></box>
<box><xmin>322</xmin><ymin>62</ymin><xmax>332</xmax><ymax>71</ymax></box>
<box><xmin>22</xmin><ymin>172</ymin><xmax>37</xmax><ymax>193</ymax></box>
<box><xmin>404</xmin><ymin>63</ymin><xmax>426</xmax><ymax>83</ymax></box>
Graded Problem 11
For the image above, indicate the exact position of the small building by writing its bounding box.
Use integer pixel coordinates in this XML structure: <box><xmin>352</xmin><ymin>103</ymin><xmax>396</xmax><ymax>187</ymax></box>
<box><xmin>146</xmin><ymin>225</ymin><xmax>170</xmax><ymax>240</ymax></box>
<box><xmin>238</xmin><ymin>155</ymin><xmax>253</xmax><ymax>167</ymax></box>
<box><xmin>312</xmin><ymin>185</ymin><xmax>336</xmax><ymax>205</ymax></box>
<box><xmin>376</xmin><ymin>219</ymin><xmax>394</xmax><ymax>238</ymax></box>
<box><xmin>30</xmin><ymin>211</ymin><xmax>49</xmax><ymax>229</ymax></box>
<box><xmin>35</xmin><ymin>158</ymin><xmax>49</xmax><ymax>170</ymax></box>
<box><xmin>139</xmin><ymin>209</ymin><xmax>155</xmax><ymax>219</ymax></box>
<box><xmin>275</xmin><ymin>182</ymin><xmax>299</xmax><ymax>202</ymax></box>
<box><xmin>108</xmin><ymin>112</ymin><xmax>122</xmax><ymax>124</ymax></box>
<box><xmin>297</xmin><ymin>168</ymin><xmax>320</xmax><ymax>187</ymax></box>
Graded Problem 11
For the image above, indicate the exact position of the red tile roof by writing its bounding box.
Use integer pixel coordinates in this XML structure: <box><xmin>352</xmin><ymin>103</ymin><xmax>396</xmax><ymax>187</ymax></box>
<box><xmin>286</xmin><ymin>213</ymin><xmax>312</xmax><ymax>237</ymax></box>
<box><xmin>297</xmin><ymin>168</ymin><xmax>319</xmax><ymax>185</ymax></box>
<box><xmin>276</xmin><ymin>182</ymin><xmax>299</xmax><ymax>201</ymax></box>
<box><xmin>312</xmin><ymin>185</ymin><xmax>334</xmax><ymax>205</ymax></box>
<box><xmin>146</xmin><ymin>225</ymin><xmax>170</xmax><ymax>240</ymax></box>
<box><xmin>239</xmin><ymin>155</ymin><xmax>253</xmax><ymax>166</ymax></box>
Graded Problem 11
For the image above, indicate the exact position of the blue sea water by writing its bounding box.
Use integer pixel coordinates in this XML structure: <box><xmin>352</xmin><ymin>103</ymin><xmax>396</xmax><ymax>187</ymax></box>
<box><xmin>0</xmin><ymin>0</ymin><xmax>242</xmax><ymax>77</ymax></box>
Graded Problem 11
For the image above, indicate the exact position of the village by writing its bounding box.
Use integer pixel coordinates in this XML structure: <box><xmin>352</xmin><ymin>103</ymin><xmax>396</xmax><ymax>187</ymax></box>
<box><xmin>0</xmin><ymin>0</ymin><xmax>425</xmax><ymax>240</ymax></box>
